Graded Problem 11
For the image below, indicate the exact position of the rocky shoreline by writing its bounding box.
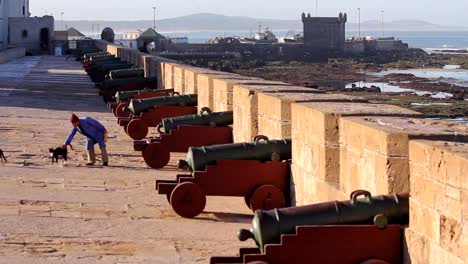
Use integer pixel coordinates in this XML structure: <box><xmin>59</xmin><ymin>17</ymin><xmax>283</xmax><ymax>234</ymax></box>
<box><xmin>179</xmin><ymin>51</ymin><xmax>468</xmax><ymax>119</ymax></box>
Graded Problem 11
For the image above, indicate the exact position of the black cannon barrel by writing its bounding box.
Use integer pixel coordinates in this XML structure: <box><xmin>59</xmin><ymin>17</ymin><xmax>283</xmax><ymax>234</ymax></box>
<box><xmin>126</xmin><ymin>94</ymin><xmax>198</xmax><ymax>115</ymax></box>
<box><xmin>186</xmin><ymin>136</ymin><xmax>291</xmax><ymax>171</ymax></box>
<box><xmin>114</xmin><ymin>89</ymin><xmax>149</xmax><ymax>102</ymax></box>
<box><xmin>91</xmin><ymin>63</ymin><xmax>134</xmax><ymax>73</ymax></box>
<box><xmin>238</xmin><ymin>191</ymin><xmax>409</xmax><ymax>251</ymax></box>
<box><xmin>158</xmin><ymin>108</ymin><xmax>233</xmax><ymax>134</ymax></box>
<box><xmin>84</xmin><ymin>52</ymin><xmax>109</xmax><ymax>60</ymax></box>
<box><xmin>109</xmin><ymin>68</ymin><xmax>144</xmax><ymax>80</ymax></box>
<box><xmin>101</xmin><ymin>77</ymin><xmax>158</xmax><ymax>90</ymax></box>
<box><xmin>113</xmin><ymin>88</ymin><xmax>175</xmax><ymax>102</ymax></box>
<box><xmin>89</xmin><ymin>55</ymin><xmax>116</xmax><ymax>63</ymax></box>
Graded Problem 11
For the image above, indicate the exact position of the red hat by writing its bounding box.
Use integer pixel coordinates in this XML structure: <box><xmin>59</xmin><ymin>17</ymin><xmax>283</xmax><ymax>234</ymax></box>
<box><xmin>70</xmin><ymin>114</ymin><xmax>80</xmax><ymax>124</ymax></box>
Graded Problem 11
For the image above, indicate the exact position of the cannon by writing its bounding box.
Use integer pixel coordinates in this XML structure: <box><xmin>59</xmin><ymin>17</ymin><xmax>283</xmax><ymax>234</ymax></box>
<box><xmin>156</xmin><ymin>136</ymin><xmax>291</xmax><ymax>218</ymax></box>
<box><xmin>238</xmin><ymin>190</ymin><xmax>409</xmax><ymax>250</ymax></box>
<box><xmin>82</xmin><ymin>52</ymin><xmax>109</xmax><ymax>63</ymax></box>
<box><xmin>158</xmin><ymin>107</ymin><xmax>233</xmax><ymax>135</ymax></box>
<box><xmin>88</xmin><ymin>63</ymin><xmax>134</xmax><ymax>83</ymax></box>
<box><xmin>83</xmin><ymin>55</ymin><xmax>117</xmax><ymax>68</ymax></box>
<box><xmin>108</xmin><ymin>68</ymin><xmax>144</xmax><ymax>80</ymax></box>
<box><xmin>110</xmin><ymin>89</ymin><xmax>175</xmax><ymax>117</ymax></box>
<box><xmin>118</xmin><ymin>94</ymin><xmax>198</xmax><ymax>140</ymax></box>
<box><xmin>211</xmin><ymin>225</ymin><xmax>403</xmax><ymax>264</ymax></box>
<box><xmin>99</xmin><ymin>77</ymin><xmax>159</xmax><ymax>102</ymax></box>
<box><xmin>134</xmin><ymin>108</ymin><xmax>234</xmax><ymax>169</ymax></box>
<box><xmin>126</xmin><ymin>94</ymin><xmax>198</xmax><ymax>116</ymax></box>
<box><xmin>185</xmin><ymin>136</ymin><xmax>291</xmax><ymax>172</ymax></box>
<box><xmin>210</xmin><ymin>191</ymin><xmax>408</xmax><ymax>264</ymax></box>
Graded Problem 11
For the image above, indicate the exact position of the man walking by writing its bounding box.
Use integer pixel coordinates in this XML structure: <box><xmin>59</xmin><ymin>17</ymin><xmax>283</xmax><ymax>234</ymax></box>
<box><xmin>63</xmin><ymin>114</ymin><xmax>109</xmax><ymax>166</ymax></box>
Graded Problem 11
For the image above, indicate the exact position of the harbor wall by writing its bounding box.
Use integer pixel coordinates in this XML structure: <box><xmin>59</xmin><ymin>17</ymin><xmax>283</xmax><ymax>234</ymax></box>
<box><xmin>92</xmin><ymin>40</ymin><xmax>468</xmax><ymax>263</ymax></box>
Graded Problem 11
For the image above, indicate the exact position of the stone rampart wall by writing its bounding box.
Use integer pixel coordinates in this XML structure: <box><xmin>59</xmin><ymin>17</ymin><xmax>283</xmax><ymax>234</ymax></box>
<box><xmin>92</xmin><ymin>40</ymin><xmax>467</xmax><ymax>263</ymax></box>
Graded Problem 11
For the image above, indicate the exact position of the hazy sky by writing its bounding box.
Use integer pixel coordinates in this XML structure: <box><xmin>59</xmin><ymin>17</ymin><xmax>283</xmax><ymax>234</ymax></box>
<box><xmin>30</xmin><ymin>0</ymin><xmax>466</xmax><ymax>25</ymax></box>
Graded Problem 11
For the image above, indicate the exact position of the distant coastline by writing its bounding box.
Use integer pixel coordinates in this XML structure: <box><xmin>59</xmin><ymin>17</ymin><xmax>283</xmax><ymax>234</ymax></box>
<box><xmin>58</xmin><ymin>13</ymin><xmax>468</xmax><ymax>33</ymax></box>
<box><xmin>82</xmin><ymin>30</ymin><xmax>468</xmax><ymax>49</ymax></box>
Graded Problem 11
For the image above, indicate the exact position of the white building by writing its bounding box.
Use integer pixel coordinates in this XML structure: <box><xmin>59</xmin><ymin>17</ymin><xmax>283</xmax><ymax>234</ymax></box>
<box><xmin>0</xmin><ymin>0</ymin><xmax>30</xmax><ymax>50</ymax></box>
<box><xmin>123</xmin><ymin>30</ymin><xmax>142</xmax><ymax>40</ymax></box>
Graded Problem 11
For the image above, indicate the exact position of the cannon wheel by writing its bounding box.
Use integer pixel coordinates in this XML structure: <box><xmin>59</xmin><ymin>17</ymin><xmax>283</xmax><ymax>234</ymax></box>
<box><xmin>170</xmin><ymin>182</ymin><xmax>206</xmax><ymax>219</ymax></box>
<box><xmin>249</xmin><ymin>185</ymin><xmax>285</xmax><ymax>212</ymax></box>
<box><xmin>111</xmin><ymin>103</ymin><xmax>119</xmax><ymax>116</ymax></box>
<box><xmin>244</xmin><ymin>195</ymin><xmax>252</xmax><ymax>209</ymax></box>
<box><xmin>360</xmin><ymin>260</ymin><xmax>390</xmax><ymax>264</ymax></box>
<box><xmin>142</xmin><ymin>143</ymin><xmax>171</xmax><ymax>169</ymax></box>
<box><xmin>115</xmin><ymin>102</ymin><xmax>130</xmax><ymax>118</ymax></box>
<box><xmin>127</xmin><ymin>119</ymin><xmax>149</xmax><ymax>140</ymax></box>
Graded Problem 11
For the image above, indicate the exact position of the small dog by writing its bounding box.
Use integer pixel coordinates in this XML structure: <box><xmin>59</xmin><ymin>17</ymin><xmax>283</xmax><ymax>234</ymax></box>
<box><xmin>49</xmin><ymin>145</ymin><xmax>73</xmax><ymax>164</ymax></box>
<box><xmin>0</xmin><ymin>149</ymin><xmax>6</xmax><ymax>163</ymax></box>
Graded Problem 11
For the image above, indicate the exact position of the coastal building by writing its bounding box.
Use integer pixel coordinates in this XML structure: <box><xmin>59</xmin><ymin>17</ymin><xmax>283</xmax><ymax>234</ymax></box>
<box><xmin>123</xmin><ymin>30</ymin><xmax>142</xmax><ymax>40</ymax></box>
<box><xmin>66</xmin><ymin>27</ymin><xmax>86</xmax><ymax>40</ymax></box>
<box><xmin>0</xmin><ymin>0</ymin><xmax>31</xmax><ymax>50</ymax></box>
<box><xmin>101</xmin><ymin>27</ymin><xmax>115</xmax><ymax>43</ymax></box>
<box><xmin>136</xmin><ymin>27</ymin><xmax>167</xmax><ymax>52</ymax></box>
<box><xmin>302</xmin><ymin>12</ymin><xmax>347</xmax><ymax>53</ymax></box>
<box><xmin>345</xmin><ymin>37</ymin><xmax>409</xmax><ymax>54</ymax></box>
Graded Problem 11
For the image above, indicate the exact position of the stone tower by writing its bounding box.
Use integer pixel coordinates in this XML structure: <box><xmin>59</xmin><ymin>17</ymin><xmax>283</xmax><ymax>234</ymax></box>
<box><xmin>0</xmin><ymin>0</ymin><xmax>30</xmax><ymax>50</ymax></box>
<box><xmin>302</xmin><ymin>12</ymin><xmax>347</xmax><ymax>53</ymax></box>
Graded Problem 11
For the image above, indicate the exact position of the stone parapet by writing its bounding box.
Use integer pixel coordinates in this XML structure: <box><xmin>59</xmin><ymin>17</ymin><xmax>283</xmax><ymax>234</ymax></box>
<box><xmin>232</xmin><ymin>83</ymin><xmax>296</xmax><ymax>143</ymax></box>
<box><xmin>291</xmin><ymin>102</ymin><xmax>420</xmax><ymax>205</ymax></box>
<box><xmin>212</xmin><ymin>78</ymin><xmax>265</xmax><ymax>112</ymax></box>
<box><xmin>405</xmin><ymin>140</ymin><xmax>467</xmax><ymax>264</ymax></box>
<box><xmin>340</xmin><ymin>117</ymin><xmax>466</xmax><ymax>196</ymax></box>
<box><xmin>196</xmin><ymin>72</ymin><xmax>242</xmax><ymax>111</ymax></box>
<box><xmin>90</xmin><ymin>41</ymin><xmax>468</xmax><ymax>263</ymax></box>
<box><xmin>259</xmin><ymin>92</ymin><xmax>366</xmax><ymax>140</ymax></box>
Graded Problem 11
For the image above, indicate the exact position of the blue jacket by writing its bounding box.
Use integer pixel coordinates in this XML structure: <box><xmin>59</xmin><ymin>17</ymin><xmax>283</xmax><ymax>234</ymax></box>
<box><xmin>66</xmin><ymin>117</ymin><xmax>107</xmax><ymax>150</ymax></box>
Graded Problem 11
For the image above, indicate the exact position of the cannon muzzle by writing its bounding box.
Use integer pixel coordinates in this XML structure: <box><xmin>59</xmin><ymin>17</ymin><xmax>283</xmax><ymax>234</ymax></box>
<box><xmin>239</xmin><ymin>190</ymin><xmax>409</xmax><ymax>252</ymax></box>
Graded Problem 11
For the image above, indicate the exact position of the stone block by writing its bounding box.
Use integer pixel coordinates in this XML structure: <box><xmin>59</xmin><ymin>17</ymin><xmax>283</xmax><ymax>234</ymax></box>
<box><xmin>411</xmin><ymin>174</ymin><xmax>441</xmax><ymax>208</ymax></box>
<box><xmin>435</xmin><ymin>192</ymin><xmax>462</xmax><ymax>221</ymax></box>
<box><xmin>197</xmin><ymin>72</ymin><xmax>241</xmax><ymax>111</ymax></box>
<box><xmin>183</xmin><ymin>67</ymin><xmax>214</xmax><ymax>95</ymax></box>
<box><xmin>294</xmin><ymin>102</ymin><xmax>416</xmax><ymax>147</ymax></box>
<box><xmin>429</xmin><ymin>242</ymin><xmax>464</xmax><ymax>264</ymax></box>
<box><xmin>439</xmin><ymin>215</ymin><xmax>462</xmax><ymax>256</ymax></box>
<box><xmin>212</xmin><ymin>77</ymin><xmax>264</xmax><ymax>112</ymax></box>
<box><xmin>404</xmin><ymin>228</ymin><xmax>431</xmax><ymax>264</ymax></box>
<box><xmin>291</xmin><ymin>164</ymin><xmax>345</xmax><ymax>206</ymax></box>
<box><xmin>163</xmin><ymin>62</ymin><xmax>176</xmax><ymax>89</ymax></box>
<box><xmin>259</xmin><ymin>92</ymin><xmax>366</xmax><ymax>140</ymax></box>
<box><xmin>410</xmin><ymin>199</ymin><xmax>440</xmax><ymax>243</ymax></box>
<box><xmin>339</xmin><ymin>118</ymin><xmax>467</xmax><ymax>196</ymax></box>
<box><xmin>0</xmin><ymin>202</ymin><xmax>19</xmax><ymax>216</ymax></box>
<box><xmin>232</xmin><ymin>82</ymin><xmax>294</xmax><ymax>142</ymax></box>
<box><xmin>172</xmin><ymin>65</ymin><xmax>186</xmax><ymax>94</ymax></box>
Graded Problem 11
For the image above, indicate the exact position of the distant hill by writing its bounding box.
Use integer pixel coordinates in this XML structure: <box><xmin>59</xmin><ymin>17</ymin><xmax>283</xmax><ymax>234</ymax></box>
<box><xmin>58</xmin><ymin>13</ymin><xmax>468</xmax><ymax>34</ymax></box>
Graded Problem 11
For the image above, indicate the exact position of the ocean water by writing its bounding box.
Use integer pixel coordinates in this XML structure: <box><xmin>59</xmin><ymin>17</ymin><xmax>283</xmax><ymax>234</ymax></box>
<box><xmin>158</xmin><ymin>30</ymin><xmax>468</xmax><ymax>49</ymax></box>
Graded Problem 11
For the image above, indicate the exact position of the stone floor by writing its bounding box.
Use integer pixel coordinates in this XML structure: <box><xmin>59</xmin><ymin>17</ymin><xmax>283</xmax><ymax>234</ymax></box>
<box><xmin>0</xmin><ymin>56</ymin><xmax>255</xmax><ymax>264</ymax></box>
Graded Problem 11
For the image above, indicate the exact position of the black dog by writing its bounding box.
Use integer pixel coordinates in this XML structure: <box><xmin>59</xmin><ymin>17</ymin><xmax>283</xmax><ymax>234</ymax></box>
<box><xmin>49</xmin><ymin>145</ymin><xmax>73</xmax><ymax>164</ymax></box>
<box><xmin>0</xmin><ymin>149</ymin><xmax>6</xmax><ymax>163</ymax></box>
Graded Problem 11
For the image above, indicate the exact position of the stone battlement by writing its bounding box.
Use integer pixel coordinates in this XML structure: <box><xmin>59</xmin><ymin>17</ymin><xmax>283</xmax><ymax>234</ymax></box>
<box><xmin>93</xmin><ymin>39</ymin><xmax>468</xmax><ymax>263</ymax></box>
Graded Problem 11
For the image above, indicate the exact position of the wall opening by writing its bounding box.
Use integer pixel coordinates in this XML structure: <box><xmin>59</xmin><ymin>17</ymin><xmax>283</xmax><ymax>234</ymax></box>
<box><xmin>40</xmin><ymin>28</ymin><xmax>49</xmax><ymax>52</ymax></box>
<box><xmin>22</xmin><ymin>30</ymin><xmax>28</xmax><ymax>38</ymax></box>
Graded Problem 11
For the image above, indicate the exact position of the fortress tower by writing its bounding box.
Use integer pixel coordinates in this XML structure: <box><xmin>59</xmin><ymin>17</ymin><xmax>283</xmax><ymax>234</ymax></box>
<box><xmin>0</xmin><ymin>0</ymin><xmax>30</xmax><ymax>50</ymax></box>
<box><xmin>302</xmin><ymin>12</ymin><xmax>347</xmax><ymax>53</ymax></box>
